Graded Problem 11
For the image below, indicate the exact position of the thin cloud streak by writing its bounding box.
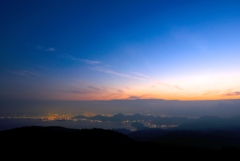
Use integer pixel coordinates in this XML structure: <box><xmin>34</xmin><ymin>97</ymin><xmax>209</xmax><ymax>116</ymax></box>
<box><xmin>132</xmin><ymin>72</ymin><xmax>149</xmax><ymax>78</ymax></box>
<box><xmin>174</xmin><ymin>85</ymin><xmax>183</xmax><ymax>91</ymax></box>
<box><xmin>81</xmin><ymin>59</ymin><xmax>101</xmax><ymax>65</ymax></box>
<box><xmin>57</xmin><ymin>89</ymin><xmax>89</xmax><ymax>94</ymax></box>
<box><xmin>88</xmin><ymin>86</ymin><xmax>102</xmax><ymax>91</ymax></box>
<box><xmin>37</xmin><ymin>46</ymin><xmax>55</xmax><ymax>52</ymax></box>
<box><xmin>93</xmin><ymin>66</ymin><xmax>145</xmax><ymax>81</ymax></box>
<box><xmin>223</xmin><ymin>91</ymin><xmax>240</xmax><ymax>96</ymax></box>
<box><xmin>13</xmin><ymin>70</ymin><xmax>40</xmax><ymax>77</ymax></box>
<box><xmin>61</xmin><ymin>55</ymin><xmax>147</xmax><ymax>81</ymax></box>
<box><xmin>60</xmin><ymin>55</ymin><xmax>101</xmax><ymax>65</ymax></box>
<box><xmin>46</xmin><ymin>47</ymin><xmax>55</xmax><ymax>52</ymax></box>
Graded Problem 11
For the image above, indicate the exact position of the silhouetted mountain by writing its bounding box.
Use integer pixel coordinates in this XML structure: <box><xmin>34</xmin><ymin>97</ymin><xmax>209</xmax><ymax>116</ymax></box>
<box><xmin>73</xmin><ymin>112</ymin><xmax>156</xmax><ymax>122</ymax></box>
<box><xmin>73</xmin><ymin>112</ymin><xmax>192</xmax><ymax>127</ymax></box>
<box><xmin>150</xmin><ymin>116</ymin><xmax>192</xmax><ymax>125</ymax></box>
<box><xmin>178</xmin><ymin>115</ymin><xmax>240</xmax><ymax>130</ymax></box>
<box><xmin>0</xmin><ymin>126</ymin><xmax>139</xmax><ymax>158</ymax></box>
<box><xmin>111</xmin><ymin>128</ymin><xmax>132</xmax><ymax>134</ymax></box>
<box><xmin>72</xmin><ymin>113</ymin><xmax>240</xmax><ymax>134</ymax></box>
<box><xmin>131</xmin><ymin>121</ymin><xmax>150</xmax><ymax>130</ymax></box>
<box><xmin>0</xmin><ymin>125</ymin><xmax>135</xmax><ymax>145</ymax></box>
<box><xmin>1</xmin><ymin>125</ymin><xmax>240</xmax><ymax>159</ymax></box>
<box><xmin>127</xmin><ymin>127</ymin><xmax>240</xmax><ymax>151</ymax></box>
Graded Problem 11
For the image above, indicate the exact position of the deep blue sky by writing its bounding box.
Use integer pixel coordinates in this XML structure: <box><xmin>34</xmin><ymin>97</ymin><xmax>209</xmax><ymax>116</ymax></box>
<box><xmin>1</xmin><ymin>0</ymin><xmax>240</xmax><ymax>101</ymax></box>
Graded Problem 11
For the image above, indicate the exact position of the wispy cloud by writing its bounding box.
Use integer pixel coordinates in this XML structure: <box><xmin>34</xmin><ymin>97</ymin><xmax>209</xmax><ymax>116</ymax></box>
<box><xmin>203</xmin><ymin>90</ymin><xmax>219</xmax><ymax>95</ymax></box>
<box><xmin>60</xmin><ymin>55</ymin><xmax>101</xmax><ymax>65</ymax></box>
<box><xmin>57</xmin><ymin>89</ymin><xmax>89</xmax><ymax>94</ymax></box>
<box><xmin>174</xmin><ymin>85</ymin><xmax>183</xmax><ymax>90</ymax></box>
<box><xmin>81</xmin><ymin>59</ymin><xmax>101</xmax><ymax>65</ymax></box>
<box><xmin>126</xmin><ymin>94</ymin><xmax>152</xmax><ymax>100</ymax></box>
<box><xmin>132</xmin><ymin>72</ymin><xmax>149</xmax><ymax>79</ymax></box>
<box><xmin>155</xmin><ymin>81</ymin><xmax>184</xmax><ymax>91</ymax></box>
<box><xmin>158</xmin><ymin>81</ymin><xmax>172</xmax><ymax>88</ymax></box>
<box><xmin>61</xmin><ymin>55</ymin><xmax>147</xmax><ymax>81</ymax></box>
<box><xmin>13</xmin><ymin>70</ymin><xmax>40</xmax><ymax>77</ymax></box>
<box><xmin>107</xmin><ymin>91</ymin><xmax>125</xmax><ymax>98</ymax></box>
<box><xmin>46</xmin><ymin>47</ymin><xmax>55</xmax><ymax>52</ymax></box>
<box><xmin>117</xmin><ymin>89</ymin><xmax>124</xmax><ymax>93</ymax></box>
<box><xmin>223</xmin><ymin>91</ymin><xmax>240</xmax><ymax>96</ymax></box>
<box><xmin>93</xmin><ymin>66</ymin><xmax>145</xmax><ymax>80</ymax></box>
<box><xmin>88</xmin><ymin>85</ymin><xmax>101</xmax><ymax>91</ymax></box>
<box><xmin>51</xmin><ymin>86</ymin><xmax>104</xmax><ymax>94</ymax></box>
<box><xmin>37</xmin><ymin>46</ymin><xmax>55</xmax><ymax>52</ymax></box>
<box><xmin>127</xmin><ymin>96</ymin><xmax>142</xmax><ymax>100</ymax></box>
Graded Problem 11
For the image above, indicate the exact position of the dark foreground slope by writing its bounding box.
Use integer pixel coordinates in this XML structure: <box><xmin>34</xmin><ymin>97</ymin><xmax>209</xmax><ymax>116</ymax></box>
<box><xmin>0</xmin><ymin>126</ymin><xmax>239</xmax><ymax>159</ymax></box>
<box><xmin>127</xmin><ymin>128</ymin><xmax>240</xmax><ymax>150</ymax></box>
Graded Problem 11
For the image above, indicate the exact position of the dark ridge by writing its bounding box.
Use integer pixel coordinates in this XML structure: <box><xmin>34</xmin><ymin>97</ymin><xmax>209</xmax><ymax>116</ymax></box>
<box><xmin>0</xmin><ymin>126</ymin><xmax>240</xmax><ymax>159</ymax></box>
<box><xmin>0</xmin><ymin>125</ymin><xmax>136</xmax><ymax>145</ymax></box>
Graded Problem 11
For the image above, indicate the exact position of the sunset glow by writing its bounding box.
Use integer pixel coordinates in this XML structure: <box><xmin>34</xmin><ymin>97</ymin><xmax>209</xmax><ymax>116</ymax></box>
<box><xmin>1</xmin><ymin>0</ymin><xmax>240</xmax><ymax>101</ymax></box>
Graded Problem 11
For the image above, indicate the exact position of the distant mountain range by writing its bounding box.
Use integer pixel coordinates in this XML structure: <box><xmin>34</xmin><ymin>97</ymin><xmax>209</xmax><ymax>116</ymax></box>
<box><xmin>2</xmin><ymin>99</ymin><xmax>240</xmax><ymax>120</ymax></box>
<box><xmin>74</xmin><ymin>113</ymin><xmax>240</xmax><ymax>130</ymax></box>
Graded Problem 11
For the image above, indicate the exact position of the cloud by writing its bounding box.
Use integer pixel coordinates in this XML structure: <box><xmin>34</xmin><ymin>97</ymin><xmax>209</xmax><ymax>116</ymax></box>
<box><xmin>61</xmin><ymin>55</ymin><xmax>147</xmax><ymax>81</ymax></box>
<box><xmin>158</xmin><ymin>81</ymin><xmax>172</xmax><ymax>88</ymax></box>
<box><xmin>58</xmin><ymin>89</ymin><xmax>88</xmax><ymax>94</ymax></box>
<box><xmin>37</xmin><ymin>46</ymin><xmax>55</xmax><ymax>52</ymax></box>
<box><xmin>132</xmin><ymin>72</ymin><xmax>149</xmax><ymax>79</ymax></box>
<box><xmin>174</xmin><ymin>85</ymin><xmax>183</xmax><ymax>90</ymax></box>
<box><xmin>117</xmin><ymin>89</ymin><xmax>124</xmax><ymax>93</ymax></box>
<box><xmin>57</xmin><ymin>85</ymin><xmax>106</xmax><ymax>95</ymax></box>
<box><xmin>101</xmin><ymin>87</ymin><xmax>126</xmax><ymax>98</ymax></box>
<box><xmin>223</xmin><ymin>91</ymin><xmax>240</xmax><ymax>96</ymax></box>
<box><xmin>88</xmin><ymin>86</ymin><xmax>101</xmax><ymax>91</ymax></box>
<box><xmin>61</xmin><ymin>55</ymin><xmax>146</xmax><ymax>81</ymax></box>
<box><xmin>81</xmin><ymin>59</ymin><xmax>101</xmax><ymax>65</ymax></box>
<box><xmin>156</xmin><ymin>81</ymin><xmax>184</xmax><ymax>91</ymax></box>
<box><xmin>60</xmin><ymin>55</ymin><xmax>101</xmax><ymax>65</ymax></box>
<box><xmin>93</xmin><ymin>66</ymin><xmax>145</xmax><ymax>80</ymax></box>
<box><xmin>14</xmin><ymin>70</ymin><xmax>40</xmax><ymax>77</ymax></box>
<box><xmin>126</xmin><ymin>94</ymin><xmax>154</xmax><ymax>100</ymax></box>
<box><xmin>107</xmin><ymin>92</ymin><xmax>125</xmax><ymax>98</ymax></box>
<box><xmin>203</xmin><ymin>90</ymin><xmax>219</xmax><ymax>96</ymax></box>
<box><xmin>127</xmin><ymin>96</ymin><xmax>142</xmax><ymax>100</ymax></box>
<box><xmin>46</xmin><ymin>47</ymin><xmax>55</xmax><ymax>52</ymax></box>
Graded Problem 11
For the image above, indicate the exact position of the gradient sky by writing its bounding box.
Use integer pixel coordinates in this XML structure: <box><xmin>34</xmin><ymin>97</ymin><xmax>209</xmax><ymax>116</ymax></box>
<box><xmin>1</xmin><ymin>0</ymin><xmax>240</xmax><ymax>101</ymax></box>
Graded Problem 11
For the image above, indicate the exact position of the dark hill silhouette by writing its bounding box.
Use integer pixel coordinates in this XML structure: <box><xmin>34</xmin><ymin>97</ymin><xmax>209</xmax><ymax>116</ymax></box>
<box><xmin>0</xmin><ymin>126</ymin><xmax>139</xmax><ymax>159</ymax></box>
<box><xmin>0</xmin><ymin>125</ymin><xmax>136</xmax><ymax>145</ymax></box>
<box><xmin>127</xmin><ymin>128</ymin><xmax>240</xmax><ymax>151</ymax></box>
<box><xmin>178</xmin><ymin>115</ymin><xmax>240</xmax><ymax>130</ymax></box>
<box><xmin>1</xmin><ymin>126</ymin><xmax>240</xmax><ymax>159</ymax></box>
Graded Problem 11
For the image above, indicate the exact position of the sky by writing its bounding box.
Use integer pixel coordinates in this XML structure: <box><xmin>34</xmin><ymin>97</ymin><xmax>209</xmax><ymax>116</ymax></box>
<box><xmin>1</xmin><ymin>0</ymin><xmax>240</xmax><ymax>102</ymax></box>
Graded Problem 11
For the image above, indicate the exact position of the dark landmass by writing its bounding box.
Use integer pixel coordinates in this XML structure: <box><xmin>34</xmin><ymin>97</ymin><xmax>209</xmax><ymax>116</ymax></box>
<box><xmin>1</xmin><ymin>126</ymin><xmax>240</xmax><ymax>159</ymax></box>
